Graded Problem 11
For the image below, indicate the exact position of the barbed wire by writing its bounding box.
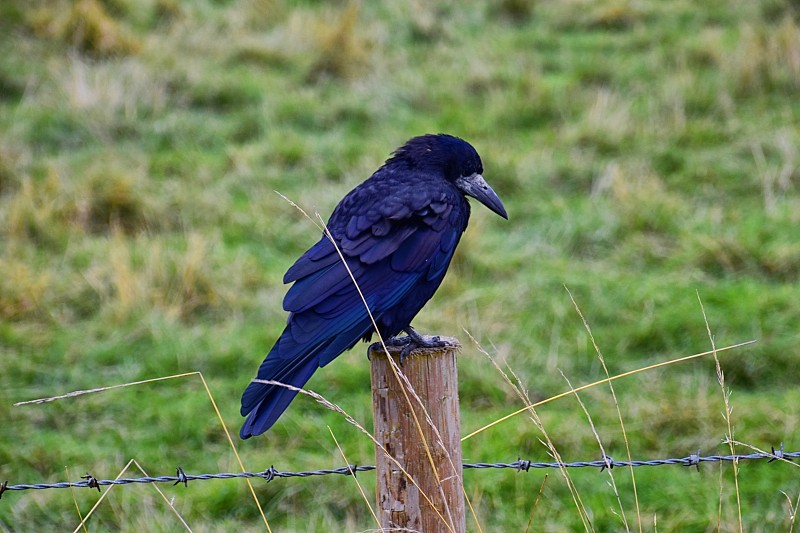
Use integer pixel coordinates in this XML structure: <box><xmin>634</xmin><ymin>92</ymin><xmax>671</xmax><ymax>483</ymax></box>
<box><xmin>2</xmin><ymin>445</ymin><xmax>796</xmax><ymax>498</ymax></box>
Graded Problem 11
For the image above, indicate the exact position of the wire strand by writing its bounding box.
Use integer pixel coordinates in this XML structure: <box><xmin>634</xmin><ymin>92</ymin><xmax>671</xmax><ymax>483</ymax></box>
<box><xmin>3</xmin><ymin>448</ymin><xmax>797</xmax><ymax>495</ymax></box>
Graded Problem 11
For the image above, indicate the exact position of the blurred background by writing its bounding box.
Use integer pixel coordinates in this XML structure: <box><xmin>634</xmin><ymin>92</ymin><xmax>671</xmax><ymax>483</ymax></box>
<box><xmin>1</xmin><ymin>0</ymin><xmax>799</xmax><ymax>530</ymax></box>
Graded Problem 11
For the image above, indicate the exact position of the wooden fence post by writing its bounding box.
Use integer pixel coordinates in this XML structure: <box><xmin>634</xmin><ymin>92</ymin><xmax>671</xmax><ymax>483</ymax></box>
<box><xmin>369</xmin><ymin>337</ymin><xmax>465</xmax><ymax>533</ymax></box>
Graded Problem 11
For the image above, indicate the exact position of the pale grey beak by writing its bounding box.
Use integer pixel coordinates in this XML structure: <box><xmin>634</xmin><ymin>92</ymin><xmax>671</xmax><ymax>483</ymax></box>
<box><xmin>455</xmin><ymin>173</ymin><xmax>508</xmax><ymax>219</ymax></box>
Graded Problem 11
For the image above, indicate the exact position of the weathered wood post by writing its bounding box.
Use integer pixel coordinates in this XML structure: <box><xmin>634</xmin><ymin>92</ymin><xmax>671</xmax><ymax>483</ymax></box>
<box><xmin>369</xmin><ymin>337</ymin><xmax>465</xmax><ymax>533</ymax></box>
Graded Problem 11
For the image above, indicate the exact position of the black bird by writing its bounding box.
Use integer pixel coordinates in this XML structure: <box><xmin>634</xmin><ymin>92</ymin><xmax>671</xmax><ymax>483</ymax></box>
<box><xmin>240</xmin><ymin>134</ymin><xmax>507</xmax><ymax>438</ymax></box>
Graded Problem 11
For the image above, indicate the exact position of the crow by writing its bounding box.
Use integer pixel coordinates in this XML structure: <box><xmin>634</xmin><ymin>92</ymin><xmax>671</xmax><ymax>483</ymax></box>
<box><xmin>240</xmin><ymin>134</ymin><xmax>507</xmax><ymax>438</ymax></box>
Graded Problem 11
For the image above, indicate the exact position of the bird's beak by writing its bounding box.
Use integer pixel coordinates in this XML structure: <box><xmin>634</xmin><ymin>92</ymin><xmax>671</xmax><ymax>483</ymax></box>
<box><xmin>455</xmin><ymin>173</ymin><xmax>508</xmax><ymax>219</ymax></box>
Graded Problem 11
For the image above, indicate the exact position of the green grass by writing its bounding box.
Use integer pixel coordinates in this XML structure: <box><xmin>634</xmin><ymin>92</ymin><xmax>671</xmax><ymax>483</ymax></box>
<box><xmin>2</xmin><ymin>0</ymin><xmax>799</xmax><ymax>530</ymax></box>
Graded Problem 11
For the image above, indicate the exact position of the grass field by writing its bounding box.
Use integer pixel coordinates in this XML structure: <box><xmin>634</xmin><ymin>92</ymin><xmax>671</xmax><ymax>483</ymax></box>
<box><xmin>1</xmin><ymin>0</ymin><xmax>799</xmax><ymax>530</ymax></box>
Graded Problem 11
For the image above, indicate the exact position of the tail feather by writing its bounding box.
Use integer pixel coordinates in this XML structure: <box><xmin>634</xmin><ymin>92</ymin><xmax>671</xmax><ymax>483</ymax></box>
<box><xmin>240</xmin><ymin>353</ymin><xmax>319</xmax><ymax>439</ymax></box>
<box><xmin>240</xmin><ymin>317</ymin><xmax>374</xmax><ymax>438</ymax></box>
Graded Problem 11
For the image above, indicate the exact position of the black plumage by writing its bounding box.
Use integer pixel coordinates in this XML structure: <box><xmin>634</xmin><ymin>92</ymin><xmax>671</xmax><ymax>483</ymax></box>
<box><xmin>240</xmin><ymin>134</ymin><xmax>507</xmax><ymax>438</ymax></box>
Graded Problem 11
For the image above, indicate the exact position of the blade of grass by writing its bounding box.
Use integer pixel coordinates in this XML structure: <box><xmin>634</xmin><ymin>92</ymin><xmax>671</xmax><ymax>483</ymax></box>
<box><xmin>16</xmin><ymin>372</ymin><xmax>271</xmax><ymax>531</ymax></box>
<box><xmin>697</xmin><ymin>291</ymin><xmax>742</xmax><ymax>533</ymax></box>
<box><xmin>316</xmin><ymin>212</ymin><xmax>458</xmax><ymax>533</ymax></box>
<box><xmin>566</xmin><ymin>287</ymin><xmax>641</xmax><ymax>533</ymax></box>
<box><xmin>559</xmin><ymin>369</ymin><xmax>628</xmax><ymax>532</ymax></box>
<box><xmin>66</xmin><ymin>466</ymin><xmax>88</xmax><ymax>533</ymax></box>
<box><xmin>524</xmin><ymin>474</ymin><xmax>548</xmax><ymax>533</ymax></box>
<box><xmin>128</xmin><ymin>459</ymin><xmax>193</xmax><ymax>532</ymax></box>
<box><xmin>14</xmin><ymin>372</ymin><xmax>204</xmax><ymax>405</ymax></box>
<box><xmin>251</xmin><ymin>378</ymin><xmax>450</xmax><ymax>528</ymax></box>
<box><xmin>464</xmin><ymin>329</ymin><xmax>593</xmax><ymax>532</ymax></box>
<box><xmin>461</xmin><ymin>340</ymin><xmax>757</xmax><ymax>442</ymax></box>
<box><xmin>277</xmin><ymin>195</ymin><xmax>448</xmax><ymax>509</ymax></box>
<box><xmin>726</xmin><ymin>440</ymin><xmax>800</xmax><ymax>469</ymax></box>
<box><xmin>782</xmin><ymin>490</ymin><xmax>800</xmax><ymax>533</ymax></box>
<box><xmin>71</xmin><ymin>458</ymin><xmax>194</xmax><ymax>533</ymax></box>
<box><xmin>273</xmin><ymin>193</ymin><xmax>476</xmax><ymax>532</ymax></box>
<box><xmin>327</xmin><ymin>426</ymin><xmax>380</xmax><ymax>529</ymax></box>
<box><xmin>192</xmin><ymin>372</ymin><xmax>271</xmax><ymax>532</ymax></box>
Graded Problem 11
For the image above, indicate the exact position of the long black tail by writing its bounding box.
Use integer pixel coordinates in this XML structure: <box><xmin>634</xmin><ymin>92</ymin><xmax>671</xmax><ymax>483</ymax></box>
<box><xmin>239</xmin><ymin>331</ymin><xmax>323</xmax><ymax>439</ymax></box>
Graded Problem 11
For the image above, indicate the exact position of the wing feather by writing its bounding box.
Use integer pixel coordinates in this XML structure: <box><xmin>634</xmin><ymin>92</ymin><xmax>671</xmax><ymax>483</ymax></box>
<box><xmin>281</xmin><ymin>185</ymin><xmax>462</xmax><ymax>318</ymax></box>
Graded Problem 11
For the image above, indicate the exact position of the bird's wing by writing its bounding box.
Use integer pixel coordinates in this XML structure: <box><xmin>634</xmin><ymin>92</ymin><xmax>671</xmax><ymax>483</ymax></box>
<box><xmin>281</xmin><ymin>188</ymin><xmax>461</xmax><ymax>320</ymax></box>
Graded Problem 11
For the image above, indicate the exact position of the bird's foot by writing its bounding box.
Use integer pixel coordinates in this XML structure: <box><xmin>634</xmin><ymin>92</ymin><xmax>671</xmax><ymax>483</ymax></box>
<box><xmin>370</xmin><ymin>327</ymin><xmax>451</xmax><ymax>364</ymax></box>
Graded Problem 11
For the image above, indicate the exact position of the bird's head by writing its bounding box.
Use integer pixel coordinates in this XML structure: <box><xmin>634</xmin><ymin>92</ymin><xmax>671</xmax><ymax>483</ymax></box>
<box><xmin>391</xmin><ymin>134</ymin><xmax>508</xmax><ymax>219</ymax></box>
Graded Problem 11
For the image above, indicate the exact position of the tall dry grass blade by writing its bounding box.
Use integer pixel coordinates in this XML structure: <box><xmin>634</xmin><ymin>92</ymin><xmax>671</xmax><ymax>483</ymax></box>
<box><xmin>726</xmin><ymin>440</ymin><xmax>800</xmax><ymax>469</ymax></box>
<box><xmin>327</xmin><ymin>426</ymin><xmax>381</xmax><ymax>529</ymax></box>
<box><xmin>373</xmin><ymin>345</ymin><xmax>473</xmax><ymax>532</ymax></box>
<box><xmin>324</xmin><ymin>204</ymin><xmax>482</xmax><ymax>530</ymax></box>
<box><xmin>566</xmin><ymin>287</ymin><xmax>641</xmax><ymax>532</ymax></box>
<box><xmin>277</xmin><ymin>195</ymin><xmax>447</xmax><ymax>499</ymax></box>
<box><xmin>16</xmin><ymin>372</ymin><xmax>271</xmax><ymax>531</ymax></box>
<box><xmin>559</xmin><ymin>370</ymin><xmax>628</xmax><ymax>532</ymax></box>
<box><xmin>783</xmin><ymin>490</ymin><xmax>800</xmax><ymax>533</ymax></box>
<box><xmin>272</xmin><ymin>193</ymin><xmax>466</xmax><ymax>531</ymax></box>
<box><xmin>536</xmin><ymin>438</ymin><xmax>593</xmax><ymax>533</ymax></box>
<box><xmin>71</xmin><ymin>458</ymin><xmax>133</xmax><ymax>533</ymax></box>
<box><xmin>193</xmin><ymin>372</ymin><xmax>272</xmax><ymax>532</ymax></box>
<box><xmin>273</xmin><ymin>191</ymin><xmax>324</xmax><ymax>232</ymax></box>
<box><xmin>696</xmin><ymin>291</ymin><xmax>742</xmax><ymax>533</ymax></box>
<box><xmin>15</xmin><ymin>372</ymin><xmax>203</xmax><ymax>405</ymax></box>
<box><xmin>71</xmin><ymin>458</ymin><xmax>193</xmax><ymax>533</ymax></box>
<box><xmin>463</xmin><ymin>329</ymin><xmax>593</xmax><ymax>532</ymax></box>
<box><xmin>128</xmin><ymin>459</ymin><xmax>193</xmax><ymax>532</ymax></box>
<box><xmin>462</xmin><ymin>340</ymin><xmax>757</xmax><ymax>442</ymax></box>
<box><xmin>524</xmin><ymin>474</ymin><xmax>548</xmax><ymax>533</ymax></box>
<box><xmin>251</xmin><ymin>378</ymin><xmax>451</xmax><ymax>529</ymax></box>
<box><xmin>66</xmin><ymin>466</ymin><xmax>88</xmax><ymax>533</ymax></box>
<box><xmin>315</xmin><ymin>211</ymin><xmax>459</xmax><ymax>532</ymax></box>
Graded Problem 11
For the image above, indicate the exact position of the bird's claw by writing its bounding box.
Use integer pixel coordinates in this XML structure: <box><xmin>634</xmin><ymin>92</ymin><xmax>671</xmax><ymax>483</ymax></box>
<box><xmin>369</xmin><ymin>327</ymin><xmax>451</xmax><ymax>364</ymax></box>
<box><xmin>398</xmin><ymin>342</ymin><xmax>414</xmax><ymax>364</ymax></box>
<box><xmin>368</xmin><ymin>337</ymin><xmax>412</xmax><ymax>362</ymax></box>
